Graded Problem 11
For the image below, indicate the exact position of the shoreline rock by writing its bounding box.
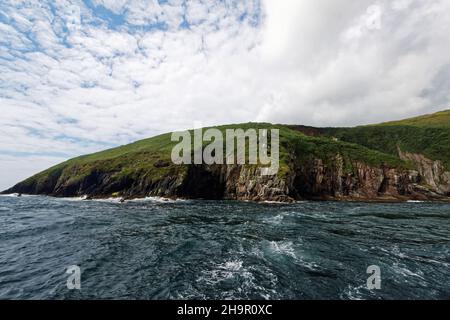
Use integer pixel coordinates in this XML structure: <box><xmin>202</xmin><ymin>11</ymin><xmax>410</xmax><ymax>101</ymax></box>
<box><xmin>3</xmin><ymin>159</ymin><xmax>449</xmax><ymax>203</ymax></box>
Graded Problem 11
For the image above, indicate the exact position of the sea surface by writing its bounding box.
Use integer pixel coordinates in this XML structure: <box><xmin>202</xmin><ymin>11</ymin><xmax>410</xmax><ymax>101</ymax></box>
<box><xmin>0</xmin><ymin>195</ymin><xmax>449</xmax><ymax>300</ymax></box>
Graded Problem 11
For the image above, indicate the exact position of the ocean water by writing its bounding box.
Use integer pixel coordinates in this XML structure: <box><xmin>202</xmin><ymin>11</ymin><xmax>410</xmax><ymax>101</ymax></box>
<box><xmin>0</xmin><ymin>195</ymin><xmax>449</xmax><ymax>300</ymax></box>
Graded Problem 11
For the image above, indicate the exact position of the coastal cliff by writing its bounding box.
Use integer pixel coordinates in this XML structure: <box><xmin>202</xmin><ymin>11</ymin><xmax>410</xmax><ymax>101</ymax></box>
<box><xmin>3</xmin><ymin>111</ymin><xmax>450</xmax><ymax>202</ymax></box>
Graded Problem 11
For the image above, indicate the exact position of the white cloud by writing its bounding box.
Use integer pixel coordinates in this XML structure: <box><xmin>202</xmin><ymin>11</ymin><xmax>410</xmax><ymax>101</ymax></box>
<box><xmin>92</xmin><ymin>0</ymin><xmax>129</xmax><ymax>14</ymax></box>
<box><xmin>0</xmin><ymin>0</ymin><xmax>449</xmax><ymax>189</ymax></box>
<box><xmin>0</xmin><ymin>155</ymin><xmax>67</xmax><ymax>191</ymax></box>
<box><xmin>257</xmin><ymin>0</ymin><xmax>450</xmax><ymax>125</ymax></box>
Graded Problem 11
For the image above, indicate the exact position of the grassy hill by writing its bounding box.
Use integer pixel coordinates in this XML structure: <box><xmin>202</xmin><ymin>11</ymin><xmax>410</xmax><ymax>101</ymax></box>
<box><xmin>4</xmin><ymin>124</ymin><xmax>408</xmax><ymax>196</ymax></box>
<box><xmin>3</xmin><ymin>110</ymin><xmax>449</xmax><ymax>201</ymax></box>
<box><xmin>378</xmin><ymin>110</ymin><xmax>450</xmax><ymax>128</ymax></box>
<box><xmin>318</xmin><ymin>110</ymin><xmax>450</xmax><ymax>171</ymax></box>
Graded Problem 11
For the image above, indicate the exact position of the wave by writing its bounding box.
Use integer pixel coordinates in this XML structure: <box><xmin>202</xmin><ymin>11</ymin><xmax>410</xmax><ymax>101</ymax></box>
<box><xmin>0</xmin><ymin>194</ymin><xmax>18</xmax><ymax>197</ymax></box>
<box><xmin>196</xmin><ymin>259</ymin><xmax>247</xmax><ymax>285</ymax></box>
<box><xmin>56</xmin><ymin>195</ymin><xmax>123</xmax><ymax>203</ymax></box>
<box><xmin>91</xmin><ymin>197</ymin><xmax>125</xmax><ymax>203</ymax></box>
<box><xmin>58</xmin><ymin>195</ymin><xmax>90</xmax><ymax>201</ymax></box>
<box><xmin>127</xmin><ymin>196</ymin><xmax>189</xmax><ymax>203</ymax></box>
<box><xmin>196</xmin><ymin>258</ymin><xmax>278</xmax><ymax>299</ymax></box>
<box><xmin>0</xmin><ymin>193</ymin><xmax>36</xmax><ymax>198</ymax></box>
<box><xmin>392</xmin><ymin>262</ymin><xmax>426</xmax><ymax>281</ymax></box>
<box><xmin>260</xmin><ymin>200</ymin><xmax>290</xmax><ymax>205</ymax></box>
<box><xmin>56</xmin><ymin>195</ymin><xmax>189</xmax><ymax>204</ymax></box>
<box><xmin>220</xmin><ymin>260</ymin><xmax>243</xmax><ymax>272</ymax></box>
<box><xmin>340</xmin><ymin>284</ymin><xmax>369</xmax><ymax>300</ymax></box>
<box><xmin>269</xmin><ymin>241</ymin><xmax>297</xmax><ymax>259</ymax></box>
<box><xmin>263</xmin><ymin>212</ymin><xmax>292</xmax><ymax>224</ymax></box>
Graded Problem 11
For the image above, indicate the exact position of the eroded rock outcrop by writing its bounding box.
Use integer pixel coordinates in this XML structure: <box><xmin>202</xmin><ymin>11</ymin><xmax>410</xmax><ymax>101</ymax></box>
<box><xmin>293</xmin><ymin>155</ymin><xmax>421</xmax><ymax>201</ymax></box>
<box><xmin>398</xmin><ymin>149</ymin><xmax>450</xmax><ymax>196</ymax></box>
<box><xmin>176</xmin><ymin>165</ymin><xmax>295</xmax><ymax>202</ymax></box>
<box><xmin>4</xmin><ymin>154</ymin><xmax>449</xmax><ymax>202</ymax></box>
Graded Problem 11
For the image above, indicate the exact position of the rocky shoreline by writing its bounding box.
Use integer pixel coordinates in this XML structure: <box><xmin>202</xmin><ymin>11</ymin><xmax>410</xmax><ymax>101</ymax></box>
<box><xmin>4</xmin><ymin>155</ymin><xmax>449</xmax><ymax>203</ymax></box>
<box><xmin>3</xmin><ymin>114</ymin><xmax>450</xmax><ymax>203</ymax></box>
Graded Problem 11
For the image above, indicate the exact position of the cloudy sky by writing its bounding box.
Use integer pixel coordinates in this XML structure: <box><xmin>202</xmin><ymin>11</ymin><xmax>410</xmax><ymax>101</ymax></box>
<box><xmin>1</xmin><ymin>0</ymin><xmax>449</xmax><ymax>190</ymax></box>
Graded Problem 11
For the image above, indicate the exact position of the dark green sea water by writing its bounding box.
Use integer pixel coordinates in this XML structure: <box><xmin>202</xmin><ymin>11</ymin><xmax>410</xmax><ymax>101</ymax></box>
<box><xmin>0</xmin><ymin>195</ymin><xmax>449</xmax><ymax>299</ymax></box>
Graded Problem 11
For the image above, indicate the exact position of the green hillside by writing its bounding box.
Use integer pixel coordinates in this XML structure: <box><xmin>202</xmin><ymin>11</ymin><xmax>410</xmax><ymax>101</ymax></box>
<box><xmin>6</xmin><ymin>123</ymin><xmax>409</xmax><ymax>196</ymax></box>
<box><xmin>378</xmin><ymin>110</ymin><xmax>450</xmax><ymax>128</ymax></box>
<box><xmin>320</xmin><ymin>110</ymin><xmax>450</xmax><ymax>171</ymax></box>
<box><xmin>4</xmin><ymin>110</ymin><xmax>449</xmax><ymax>200</ymax></box>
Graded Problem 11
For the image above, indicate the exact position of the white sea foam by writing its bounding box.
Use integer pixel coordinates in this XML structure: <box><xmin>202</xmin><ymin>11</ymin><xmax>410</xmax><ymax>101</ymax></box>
<box><xmin>269</xmin><ymin>241</ymin><xmax>296</xmax><ymax>258</ymax></box>
<box><xmin>58</xmin><ymin>196</ymin><xmax>124</xmax><ymax>203</ymax></box>
<box><xmin>221</xmin><ymin>260</ymin><xmax>243</xmax><ymax>272</ymax></box>
<box><xmin>392</xmin><ymin>263</ymin><xmax>426</xmax><ymax>281</ymax></box>
<box><xmin>57</xmin><ymin>195</ymin><xmax>189</xmax><ymax>203</ymax></box>
<box><xmin>266</xmin><ymin>240</ymin><xmax>323</xmax><ymax>273</ymax></box>
<box><xmin>197</xmin><ymin>259</ymin><xmax>247</xmax><ymax>285</ymax></box>
<box><xmin>260</xmin><ymin>200</ymin><xmax>289</xmax><ymax>204</ymax></box>
<box><xmin>58</xmin><ymin>195</ymin><xmax>90</xmax><ymax>202</ymax></box>
<box><xmin>93</xmin><ymin>197</ymin><xmax>125</xmax><ymax>203</ymax></box>
<box><xmin>263</xmin><ymin>213</ymin><xmax>288</xmax><ymax>224</ymax></box>
<box><xmin>128</xmin><ymin>196</ymin><xmax>188</xmax><ymax>203</ymax></box>
<box><xmin>196</xmin><ymin>258</ymin><xmax>277</xmax><ymax>299</ymax></box>
<box><xmin>260</xmin><ymin>200</ymin><xmax>308</xmax><ymax>204</ymax></box>
<box><xmin>340</xmin><ymin>284</ymin><xmax>368</xmax><ymax>300</ymax></box>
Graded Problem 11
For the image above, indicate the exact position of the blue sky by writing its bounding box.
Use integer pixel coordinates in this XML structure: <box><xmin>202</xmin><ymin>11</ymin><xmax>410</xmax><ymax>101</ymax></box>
<box><xmin>1</xmin><ymin>0</ymin><xmax>449</xmax><ymax>190</ymax></box>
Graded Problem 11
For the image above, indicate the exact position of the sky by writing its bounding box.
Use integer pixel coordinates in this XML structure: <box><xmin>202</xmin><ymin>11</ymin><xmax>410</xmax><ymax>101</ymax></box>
<box><xmin>0</xmin><ymin>0</ymin><xmax>449</xmax><ymax>190</ymax></box>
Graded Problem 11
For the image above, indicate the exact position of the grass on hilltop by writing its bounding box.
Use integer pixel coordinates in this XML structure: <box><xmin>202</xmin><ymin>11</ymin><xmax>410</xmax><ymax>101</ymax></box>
<box><xmin>321</xmin><ymin>110</ymin><xmax>450</xmax><ymax>171</ymax></box>
<box><xmin>13</xmin><ymin>122</ymin><xmax>413</xmax><ymax>193</ymax></box>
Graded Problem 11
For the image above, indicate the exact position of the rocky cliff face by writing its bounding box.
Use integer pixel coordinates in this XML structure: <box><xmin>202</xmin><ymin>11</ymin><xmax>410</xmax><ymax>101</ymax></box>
<box><xmin>398</xmin><ymin>149</ymin><xmax>450</xmax><ymax>196</ymax></box>
<box><xmin>180</xmin><ymin>165</ymin><xmax>294</xmax><ymax>202</ymax></box>
<box><xmin>5</xmin><ymin>153</ymin><xmax>449</xmax><ymax>202</ymax></box>
<box><xmin>147</xmin><ymin>165</ymin><xmax>293</xmax><ymax>202</ymax></box>
<box><xmin>5</xmin><ymin>112</ymin><xmax>450</xmax><ymax>202</ymax></box>
<box><xmin>293</xmin><ymin>156</ymin><xmax>424</xmax><ymax>201</ymax></box>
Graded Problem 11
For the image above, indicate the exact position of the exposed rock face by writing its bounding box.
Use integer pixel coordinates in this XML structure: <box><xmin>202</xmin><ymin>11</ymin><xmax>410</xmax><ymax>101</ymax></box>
<box><xmin>5</xmin><ymin>153</ymin><xmax>449</xmax><ymax>202</ymax></box>
<box><xmin>3</xmin><ymin>164</ymin><xmax>293</xmax><ymax>201</ymax></box>
<box><xmin>398</xmin><ymin>149</ymin><xmax>450</xmax><ymax>196</ymax></box>
<box><xmin>174</xmin><ymin>165</ymin><xmax>294</xmax><ymax>202</ymax></box>
<box><xmin>293</xmin><ymin>156</ymin><xmax>419</xmax><ymax>201</ymax></box>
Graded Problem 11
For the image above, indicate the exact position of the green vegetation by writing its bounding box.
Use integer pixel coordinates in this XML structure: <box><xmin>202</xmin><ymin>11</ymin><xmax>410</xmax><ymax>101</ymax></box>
<box><xmin>18</xmin><ymin>132</ymin><xmax>185</xmax><ymax>194</ymax></box>
<box><xmin>321</xmin><ymin>109</ymin><xmax>450</xmax><ymax>170</ymax></box>
<box><xmin>377</xmin><ymin>109</ymin><xmax>450</xmax><ymax>128</ymax></box>
<box><xmin>8</xmin><ymin>109</ymin><xmax>449</xmax><ymax>195</ymax></box>
<box><xmin>16</xmin><ymin>122</ymin><xmax>413</xmax><ymax>193</ymax></box>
